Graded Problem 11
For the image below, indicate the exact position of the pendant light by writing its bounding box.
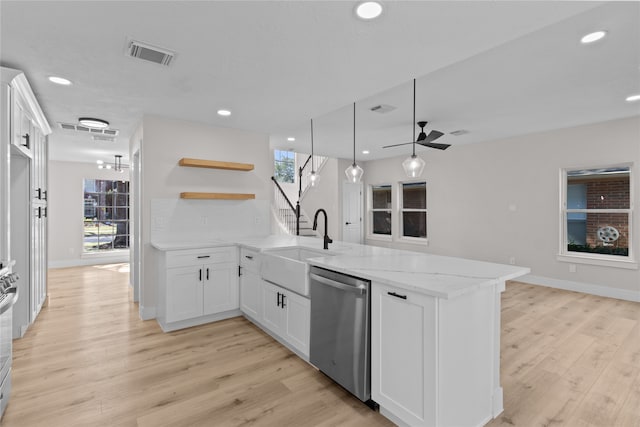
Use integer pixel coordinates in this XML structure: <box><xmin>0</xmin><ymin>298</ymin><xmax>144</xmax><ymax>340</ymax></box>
<box><xmin>402</xmin><ymin>79</ymin><xmax>426</xmax><ymax>178</ymax></box>
<box><xmin>345</xmin><ymin>102</ymin><xmax>364</xmax><ymax>183</ymax></box>
<box><xmin>308</xmin><ymin>118</ymin><xmax>320</xmax><ymax>187</ymax></box>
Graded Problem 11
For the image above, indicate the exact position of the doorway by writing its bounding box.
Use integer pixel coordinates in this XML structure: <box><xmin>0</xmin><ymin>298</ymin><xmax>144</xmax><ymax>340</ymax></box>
<box><xmin>342</xmin><ymin>181</ymin><xmax>363</xmax><ymax>244</ymax></box>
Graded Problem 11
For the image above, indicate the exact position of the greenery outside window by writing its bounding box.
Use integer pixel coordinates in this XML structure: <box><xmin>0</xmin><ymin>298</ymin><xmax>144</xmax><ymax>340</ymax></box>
<box><xmin>371</xmin><ymin>184</ymin><xmax>392</xmax><ymax>236</ymax></box>
<box><xmin>400</xmin><ymin>182</ymin><xmax>427</xmax><ymax>239</ymax></box>
<box><xmin>560</xmin><ymin>165</ymin><xmax>634</xmax><ymax>266</ymax></box>
<box><xmin>274</xmin><ymin>150</ymin><xmax>295</xmax><ymax>183</ymax></box>
<box><xmin>84</xmin><ymin>179</ymin><xmax>130</xmax><ymax>253</ymax></box>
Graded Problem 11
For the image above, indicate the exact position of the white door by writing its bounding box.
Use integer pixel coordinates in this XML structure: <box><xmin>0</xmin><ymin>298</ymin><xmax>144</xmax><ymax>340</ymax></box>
<box><xmin>132</xmin><ymin>149</ymin><xmax>141</xmax><ymax>302</ymax></box>
<box><xmin>203</xmin><ymin>262</ymin><xmax>238</xmax><ymax>315</ymax></box>
<box><xmin>166</xmin><ymin>266</ymin><xmax>203</xmax><ymax>322</ymax></box>
<box><xmin>262</xmin><ymin>281</ymin><xmax>286</xmax><ymax>333</ymax></box>
<box><xmin>342</xmin><ymin>182</ymin><xmax>363</xmax><ymax>243</ymax></box>
<box><xmin>284</xmin><ymin>291</ymin><xmax>310</xmax><ymax>357</ymax></box>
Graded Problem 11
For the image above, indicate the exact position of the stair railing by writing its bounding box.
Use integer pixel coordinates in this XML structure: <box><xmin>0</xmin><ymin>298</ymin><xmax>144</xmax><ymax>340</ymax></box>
<box><xmin>298</xmin><ymin>154</ymin><xmax>328</xmax><ymax>199</ymax></box>
<box><xmin>271</xmin><ymin>176</ymin><xmax>300</xmax><ymax>235</ymax></box>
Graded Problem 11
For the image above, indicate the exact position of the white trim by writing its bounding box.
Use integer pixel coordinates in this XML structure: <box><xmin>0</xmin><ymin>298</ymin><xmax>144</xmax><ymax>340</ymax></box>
<box><xmin>556</xmin><ymin>253</ymin><xmax>637</xmax><ymax>269</ymax></box>
<box><xmin>49</xmin><ymin>252</ymin><xmax>130</xmax><ymax>269</ymax></box>
<box><xmin>518</xmin><ymin>274</ymin><xmax>640</xmax><ymax>302</ymax></box>
<box><xmin>366</xmin><ymin>233</ymin><xmax>392</xmax><ymax>242</ymax></box>
<box><xmin>139</xmin><ymin>305</ymin><xmax>156</xmax><ymax>320</ymax></box>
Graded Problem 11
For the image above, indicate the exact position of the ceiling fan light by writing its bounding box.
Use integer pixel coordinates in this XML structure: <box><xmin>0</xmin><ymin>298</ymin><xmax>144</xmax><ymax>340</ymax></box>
<box><xmin>402</xmin><ymin>154</ymin><xmax>425</xmax><ymax>178</ymax></box>
<box><xmin>78</xmin><ymin>117</ymin><xmax>109</xmax><ymax>129</ymax></box>
<box><xmin>345</xmin><ymin>163</ymin><xmax>364</xmax><ymax>183</ymax></box>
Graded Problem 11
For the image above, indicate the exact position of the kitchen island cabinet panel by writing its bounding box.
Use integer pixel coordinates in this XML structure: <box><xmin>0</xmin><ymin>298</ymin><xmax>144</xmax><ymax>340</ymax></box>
<box><xmin>372</xmin><ymin>283</ymin><xmax>436</xmax><ymax>426</ymax></box>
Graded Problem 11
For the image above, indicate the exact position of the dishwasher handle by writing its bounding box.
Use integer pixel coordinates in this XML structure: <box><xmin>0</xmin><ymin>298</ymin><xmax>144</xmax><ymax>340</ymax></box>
<box><xmin>310</xmin><ymin>273</ymin><xmax>367</xmax><ymax>295</ymax></box>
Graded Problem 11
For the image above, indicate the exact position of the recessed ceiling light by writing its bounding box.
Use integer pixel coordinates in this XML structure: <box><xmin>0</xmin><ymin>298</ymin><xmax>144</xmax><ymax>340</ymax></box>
<box><xmin>625</xmin><ymin>94</ymin><xmax>640</xmax><ymax>102</ymax></box>
<box><xmin>356</xmin><ymin>1</ymin><xmax>383</xmax><ymax>20</ymax></box>
<box><xmin>48</xmin><ymin>76</ymin><xmax>72</xmax><ymax>85</ymax></box>
<box><xmin>362</xmin><ymin>150</ymin><xmax>370</xmax><ymax>154</ymax></box>
<box><xmin>217</xmin><ymin>109</ymin><xmax>231</xmax><ymax>117</ymax></box>
<box><xmin>78</xmin><ymin>117</ymin><xmax>109</xmax><ymax>129</ymax></box>
<box><xmin>580</xmin><ymin>30</ymin><xmax>607</xmax><ymax>44</ymax></box>
<box><xmin>96</xmin><ymin>160</ymin><xmax>104</xmax><ymax>165</ymax></box>
<box><xmin>287</xmin><ymin>137</ymin><xmax>295</xmax><ymax>142</ymax></box>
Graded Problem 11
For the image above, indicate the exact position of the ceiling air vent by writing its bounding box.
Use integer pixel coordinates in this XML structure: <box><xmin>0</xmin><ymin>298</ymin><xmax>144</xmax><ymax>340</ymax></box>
<box><xmin>369</xmin><ymin>104</ymin><xmax>396</xmax><ymax>114</ymax></box>
<box><xmin>126</xmin><ymin>39</ymin><xmax>175</xmax><ymax>66</ymax></box>
<box><xmin>58</xmin><ymin>123</ymin><xmax>119</xmax><ymax>136</ymax></box>
<box><xmin>450</xmin><ymin>129</ymin><xmax>469</xmax><ymax>136</ymax></box>
<box><xmin>92</xmin><ymin>135</ymin><xmax>116</xmax><ymax>143</ymax></box>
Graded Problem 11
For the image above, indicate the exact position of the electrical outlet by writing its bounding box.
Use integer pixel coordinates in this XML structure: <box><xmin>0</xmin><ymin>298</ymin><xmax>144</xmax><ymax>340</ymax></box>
<box><xmin>509</xmin><ymin>256</ymin><xmax>516</xmax><ymax>265</ymax></box>
<box><xmin>201</xmin><ymin>216</ymin><xmax>208</xmax><ymax>226</ymax></box>
<box><xmin>254</xmin><ymin>216</ymin><xmax>261</xmax><ymax>225</ymax></box>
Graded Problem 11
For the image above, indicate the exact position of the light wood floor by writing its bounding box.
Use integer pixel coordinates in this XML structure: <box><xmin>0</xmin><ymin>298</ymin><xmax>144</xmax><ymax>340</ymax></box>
<box><xmin>2</xmin><ymin>265</ymin><xmax>639</xmax><ymax>426</ymax></box>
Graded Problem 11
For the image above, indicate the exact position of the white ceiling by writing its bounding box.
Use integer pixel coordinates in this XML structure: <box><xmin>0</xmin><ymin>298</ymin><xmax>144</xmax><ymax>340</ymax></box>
<box><xmin>1</xmin><ymin>1</ymin><xmax>638</xmax><ymax>164</ymax></box>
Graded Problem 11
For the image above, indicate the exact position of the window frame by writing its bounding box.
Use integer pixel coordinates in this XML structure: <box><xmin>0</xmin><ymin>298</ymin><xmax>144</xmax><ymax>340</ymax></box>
<box><xmin>82</xmin><ymin>178</ymin><xmax>131</xmax><ymax>254</ymax></box>
<box><xmin>273</xmin><ymin>149</ymin><xmax>296</xmax><ymax>184</ymax></box>
<box><xmin>558</xmin><ymin>163</ymin><xmax>636</xmax><ymax>269</ymax></box>
<box><xmin>398</xmin><ymin>180</ymin><xmax>428</xmax><ymax>244</ymax></box>
<box><xmin>368</xmin><ymin>183</ymin><xmax>393</xmax><ymax>241</ymax></box>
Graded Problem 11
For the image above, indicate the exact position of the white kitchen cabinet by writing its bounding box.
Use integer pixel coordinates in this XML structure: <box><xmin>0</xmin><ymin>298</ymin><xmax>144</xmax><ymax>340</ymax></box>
<box><xmin>372</xmin><ymin>281</ymin><xmax>500</xmax><ymax>427</ymax></box>
<box><xmin>239</xmin><ymin>248</ymin><xmax>262</xmax><ymax>320</ymax></box>
<box><xmin>157</xmin><ymin>246</ymin><xmax>239</xmax><ymax>331</ymax></box>
<box><xmin>2</xmin><ymin>67</ymin><xmax>51</xmax><ymax>338</ymax></box>
<box><xmin>372</xmin><ymin>283</ymin><xmax>436</xmax><ymax>426</ymax></box>
<box><xmin>261</xmin><ymin>280</ymin><xmax>310</xmax><ymax>358</ymax></box>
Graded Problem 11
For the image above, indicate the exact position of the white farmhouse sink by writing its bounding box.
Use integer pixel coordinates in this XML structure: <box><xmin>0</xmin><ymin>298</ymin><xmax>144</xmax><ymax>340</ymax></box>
<box><xmin>260</xmin><ymin>246</ymin><xmax>336</xmax><ymax>296</ymax></box>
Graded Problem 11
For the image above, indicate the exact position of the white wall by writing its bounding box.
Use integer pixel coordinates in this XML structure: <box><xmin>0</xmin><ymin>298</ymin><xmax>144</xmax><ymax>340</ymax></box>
<box><xmin>48</xmin><ymin>160</ymin><xmax>130</xmax><ymax>268</ymax></box>
<box><xmin>299</xmin><ymin>158</ymin><xmax>341</xmax><ymax>239</ymax></box>
<box><xmin>138</xmin><ymin>115</ymin><xmax>271</xmax><ymax>318</ymax></box>
<box><xmin>361</xmin><ymin>117</ymin><xmax>640</xmax><ymax>298</ymax></box>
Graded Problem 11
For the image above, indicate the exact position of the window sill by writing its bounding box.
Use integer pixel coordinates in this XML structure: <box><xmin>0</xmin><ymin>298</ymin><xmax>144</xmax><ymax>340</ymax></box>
<box><xmin>367</xmin><ymin>234</ymin><xmax>392</xmax><ymax>242</ymax></box>
<box><xmin>82</xmin><ymin>249</ymin><xmax>130</xmax><ymax>259</ymax></box>
<box><xmin>398</xmin><ymin>236</ymin><xmax>429</xmax><ymax>246</ymax></box>
<box><xmin>556</xmin><ymin>253</ymin><xmax>637</xmax><ymax>270</ymax></box>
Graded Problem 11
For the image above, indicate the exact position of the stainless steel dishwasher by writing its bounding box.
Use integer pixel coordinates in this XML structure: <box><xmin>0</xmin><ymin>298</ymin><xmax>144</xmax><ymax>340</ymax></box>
<box><xmin>309</xmin><ymin>266</ymin><xmax>373</xmax><ymax>404</ymax></box>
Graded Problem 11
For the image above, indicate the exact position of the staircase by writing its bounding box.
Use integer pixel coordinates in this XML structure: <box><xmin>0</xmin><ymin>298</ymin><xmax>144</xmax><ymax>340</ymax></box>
<box><xmin>271</xmin><ymin>153</ymin><xmax>328</xmax><ymax>237</ymax></box>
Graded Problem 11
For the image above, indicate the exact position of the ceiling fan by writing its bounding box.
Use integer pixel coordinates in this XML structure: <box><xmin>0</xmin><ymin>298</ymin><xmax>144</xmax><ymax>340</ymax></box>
<box><xmin>383</xmin><ymin>80</ymin><xmax>451</xmax><ymax>151</ymax></box>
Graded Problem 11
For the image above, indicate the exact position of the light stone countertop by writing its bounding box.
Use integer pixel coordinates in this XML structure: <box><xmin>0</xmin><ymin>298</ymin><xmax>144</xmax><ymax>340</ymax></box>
<box><xmin>151</xmin><ymin>235</ymin><xmax>530</xmax><ymax>299</ymax></box>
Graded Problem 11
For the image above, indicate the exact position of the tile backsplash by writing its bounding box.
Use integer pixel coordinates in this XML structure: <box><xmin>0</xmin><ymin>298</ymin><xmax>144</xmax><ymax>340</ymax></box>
<box><xmin>151</xmin><ymin>198</ymin><xmax>270</xmax><ymax>241</ymax></box>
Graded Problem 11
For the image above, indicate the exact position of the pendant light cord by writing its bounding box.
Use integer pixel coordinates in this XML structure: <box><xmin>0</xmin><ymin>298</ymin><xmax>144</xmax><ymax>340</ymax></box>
<box><xmin>353</xmin><ymin>102</ymin><xmax>356</xmax><ymax>166</ymax></box>
<box><xmin>412</xmin><ymin>78</ymin><xmax>416</xmax><ymax>157</ymax></box>
<box><xmin>310</xmin><ymin>118</ymin><xmax>314</xmax><ymax>172</ymax></box>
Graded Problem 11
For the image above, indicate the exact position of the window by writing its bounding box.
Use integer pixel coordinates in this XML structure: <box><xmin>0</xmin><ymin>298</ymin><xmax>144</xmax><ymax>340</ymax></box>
<box><xmin>83</xmin><ymin>179</ymin><xmax>130</xmax><ymax>253</ymax></box>
<box><xmin>274</xmin><ymin>150</ymin><xmax>295</xmax><ymax>183</ymax></box>
<box><xmin>371</xmin><ymin>185</ymin><xmax>392</xmax><ymax>236</ymax></box>
<box><xmin>561</xmin><ymin>166</ymin><xmax>633</xmax><ymax>264</ymax></box>
<box><xmin>401</xmin><ymin>182</ymin><xmax>427</xmax><ymax>239</ymax></box>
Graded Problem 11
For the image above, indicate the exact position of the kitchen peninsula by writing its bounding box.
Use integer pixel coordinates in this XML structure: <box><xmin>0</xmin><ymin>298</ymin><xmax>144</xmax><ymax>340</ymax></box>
<box><xmin>151</xmin><ymin>235</ymin><xmax>529</xmax><ymax>427</ymax></box>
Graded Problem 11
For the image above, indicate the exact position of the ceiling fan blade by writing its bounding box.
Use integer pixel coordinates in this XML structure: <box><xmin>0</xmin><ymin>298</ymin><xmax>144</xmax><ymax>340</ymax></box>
<box><xmin>418</xmin><ymin>141</ymin><xmax>451</xmax><ymax>150</ymax></box>
<box><xmin>423</xmin><ymin>130</ymin><xmax>445</xmax><ymax>143</ymax></box>
<box><xmin>382</xmin><ymin>142</ymin><xmax>413</xmax><ymax>149</ymax></box>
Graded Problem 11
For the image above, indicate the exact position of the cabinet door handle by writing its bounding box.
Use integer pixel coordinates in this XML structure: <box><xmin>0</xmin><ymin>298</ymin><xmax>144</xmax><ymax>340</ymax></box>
<box><xmin>197</xmin><ymin>255</ymin><xmax>210</xmax><ymax>259</ymax></box>
<box><xmin>281</xmin><ymin>294</ymin><xmax>286</xmax><ymax>308</ymax></box>
<box><xmin>37</xmin><ymin>206</ymin><xmax>42</xmax><ymax>219</ymax></box>
<box><xmin>206</xmin><ymin>268</ymin><xmax>209</xmax><ymax>280</ymax></box>
<box><xmin>22</xmin><ymin>133</ymin><xmax>30</xmax><ymax>148</ymax></box>
<box><xmin>387</xmin><ymin>291</ymin><xmax>407</xmax><ymax>300</ymax></box>
<box><xmin>42</xmin><ymin>190</ymin><xmax>47</xmax><ymax>201</ymax></box>
<box><xmin>244</xmin><ymin>255</ymin><xmax>253</xmax><ymax>260</ymax></box>
<box><xmin>238</xmin><ymin>265</ymin><xmax>242</xmax><ymax>277</ymax></box>
<box><xmin>277</xmin><ymin>292</ymin><xmax>281</xmax><ymax>307</ymax></box>
<box><xmin>43</xmin><ymin>207</ymin><xmax>47</xmax><ymax>218</ymax></box>
<box><xmin>199</xmin><ymin>269</ymin><xmax>202</xmax><ymax>281</ymax></box>
<box><xmin>345</xmin><ymin>222</ymin><xmax>351</xmax><ymax>225</ymax></box>
<box><xmin>35</xmin><ymin>188</ymin><xmax>42</xmax><ymax>199</ymax></box>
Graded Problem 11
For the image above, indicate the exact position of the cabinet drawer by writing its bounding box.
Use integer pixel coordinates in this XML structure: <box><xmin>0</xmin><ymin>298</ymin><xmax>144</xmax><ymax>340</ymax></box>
<box><xmin>166</xmin><ymin>246</ymin><xmax>237</xmax><ymax>268</ymax></box>
<box><xmin>240</xmin><ymin>248</ymin><xmax>261</xmax><ymax>272</ymax></box>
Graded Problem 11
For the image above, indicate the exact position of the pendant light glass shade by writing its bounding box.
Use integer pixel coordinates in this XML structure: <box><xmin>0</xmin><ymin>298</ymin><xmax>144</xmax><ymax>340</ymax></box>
<box><xmin>402</xmin><ymin>154</ymin><xmax>425</xmax><ymax>178</ymax></box>
<box><xmin>345</xmin><ymin>163</ymin><xmax>364</xmax><ymax>183</ymax></box>
<box><xmin>344</xmin><ymin>102</ymin><xmax>364</xmax><ymax>183</ymax></box>
<box><xmin>309</xmin><ymin>118</ymin><xmax>320</xmax><ymax>188</ymax></box>
<box><xmin>403</xmin><ymin>78</ymin><xmax>425</xmax><ymax>178</ymax></box>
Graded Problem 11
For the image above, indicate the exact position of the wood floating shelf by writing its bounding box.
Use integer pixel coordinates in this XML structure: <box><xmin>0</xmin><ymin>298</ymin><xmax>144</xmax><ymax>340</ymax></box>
<box><xmin>180</xmin><ymin>192</ymin><xmax>255</xmax><ymax>200</ymax></box>
<box><xmin>178</xmin><ymin>158</ymin><xmax>254</xmax><ymax>171</ymax></box>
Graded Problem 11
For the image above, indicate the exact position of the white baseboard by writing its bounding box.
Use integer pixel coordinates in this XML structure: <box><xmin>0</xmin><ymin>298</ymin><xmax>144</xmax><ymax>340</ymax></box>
<box><xmin>139</xmin><ymin>305</ymin><xmax>156</xmax><ymax>320</ymax></box>
<box><xmin>519</xmin><ymin>274</ymin><xmax>640</xmax><ymax>302</ymax></box>
<box><xmin>49</xmin><ymin>254</ymin><xmax>130</xmax><ymax>269</ymax></box>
